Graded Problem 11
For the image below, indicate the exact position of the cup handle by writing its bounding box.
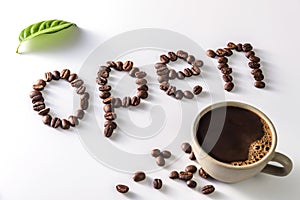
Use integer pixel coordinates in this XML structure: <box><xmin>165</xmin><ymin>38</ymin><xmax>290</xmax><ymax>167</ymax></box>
<box><xmin>261</xmin><ymin>152</ymin><xmax>293</xmax><ymax>176</ymax></box>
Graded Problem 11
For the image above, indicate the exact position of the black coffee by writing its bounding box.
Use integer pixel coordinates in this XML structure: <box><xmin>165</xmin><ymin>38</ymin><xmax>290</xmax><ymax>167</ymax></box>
<box><xmin>196</xmin><ymin>106</ymin><xmax>271</xmax><ymax>165</ymax></box>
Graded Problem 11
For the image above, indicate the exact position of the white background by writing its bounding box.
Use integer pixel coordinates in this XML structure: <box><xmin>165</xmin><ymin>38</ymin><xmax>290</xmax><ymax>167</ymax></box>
<box><xmin>0</xmin><ymin>0</ymin><xmax>299</xmax><ymax>199</ymax></box>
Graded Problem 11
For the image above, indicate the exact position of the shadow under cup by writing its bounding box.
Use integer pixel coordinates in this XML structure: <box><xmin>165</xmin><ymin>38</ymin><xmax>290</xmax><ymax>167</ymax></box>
<box><xmin>191</xmin><ymin>101</ymin><xmax>293</xmax><ymax>183</ymax></box>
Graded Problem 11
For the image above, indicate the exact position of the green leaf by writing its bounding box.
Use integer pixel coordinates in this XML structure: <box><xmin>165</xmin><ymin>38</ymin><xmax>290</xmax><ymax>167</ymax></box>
<box><xmin>16</xmin><ymin>19</ymin><xmax>76</xmax><ymax>53</ymax></box>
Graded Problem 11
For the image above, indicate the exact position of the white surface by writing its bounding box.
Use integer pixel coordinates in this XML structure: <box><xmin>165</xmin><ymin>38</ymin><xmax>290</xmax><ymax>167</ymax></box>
<box><xmin>0</xmin><ymin>0</ymin><xmax>299</xmax><ymax>199</ymax></box>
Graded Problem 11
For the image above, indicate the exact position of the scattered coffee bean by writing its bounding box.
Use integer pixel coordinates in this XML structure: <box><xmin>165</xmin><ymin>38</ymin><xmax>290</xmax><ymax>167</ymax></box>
<box><xmin>185</xmin><ymin>165</ymin><xmax>197</xmax><ymax>173</ymax></box>
<box><xmin>122</xmin><ymin>97</ymin><xmax>131</xmax><ymax>107</ymax></box>
<box><xmin>81</xmin><ymin>92</ymin><xmax>90</xmax><ymax>101</ymax></box>
<box><xmin>61</xmin><ymin>119</ymin><xmax>70</xmax><ymax>129</ymax></box>
<box><xmin>99</xmin><ymin>85</ymin><xmax>111</xmax><ymax>91</ymax></box>
<box><xmin>129</xmin><ymin>67</ymin><xmax>139</xmax><ymax>77</ymax></box>
<box><xmin>75</xmin><ymin>109</ymin><xmax>85</xmax><ymax>119</ymax></box>
<box><xmin>36</xmin><ymin>79</ymin><xmax>46</xmax><ymax>87</ymax></box>
<box><xmin>224</xmin><ymin>82</ymin><xmax>234</xmax><ymax>91</ymax></box>
<box><xmin>161</xmin><ymin>150</ymin><xmax>171</xmax><ymax>159</ymax></box>
<box><xmin>38</xmin><ymin>107</ymin><xmax>50</xmax><ymax>116</ymax></box>
<box><xmin>189</xmin><ymin>152</ymin><xmax>196</xmax><ymax>160</ymax></box>
<box><xmin>76</xmin><ymin>85</ymin><xmax>86</xmax><ymax>95</ymax></box>
<box><xmin>187</xmin><ymin>55</ymin><xmax>195</xmax><ymax>64</ymax></box>
<box><xmin>183</xmin><ymin>68</ymin><xmax>193</xmax><ymax>77</ymax></box>
<box><xmin>99</xmin><ymin>91</ymin><xmax>111</xmax><ymax>99</ymax></box>
<box><xmin>104</xmin><ymin>112</ymin><xmax>117</xmax><ymax>120</ymax></box>
<box><xmin>168</xmin><ymin>51</ymin><xmax>178</xmax><ymax>61</ymax></box>
<box><xmin>115</xmin><ymin>61</ymin><xmax>123</xmax><ymax>71</ymax></box>
<box><xmin>106</xmin><ymin>61</ymin><xmax>116</xmax><ymax>69</ymax></box>
<box><xmin>181</xmin><ymin>142</ymin><xmax>192</xmax><ymax>153</ymax></box>
<box><xmin>216</xmin><ymin>48</ymin><xmax>226</xmax><ymax>57</ymax></box>
<box><xmin>177</xmin><ymin>71</ymin><xmax>185</xmax><ymax>80</ymax></box>
<box><xmin>193</xmin><ymin>85</ymin><xmax>202</xmax><ymax>95</ymax></box>
<box><xmin>137</xmin><ymin>84</ymin><xmax>148</xmax><ymax>91</ymax></box>
<box><xmin>80</xmin><ymin>98</ymin><xmax>89</xmax><ymax>110</ymax></box>
<box><xmin>32</xmin><ymin>84</ymin><xmax>44</xmax><ymax>91</ymax></box>
<box><xmin>122</xmin><ymin>61</ymin><xmax>133</xmax><ymax>71</ymax></box>
<box><xmin>103</xmin><ymin>97</ymin><xmax>113</xmax><ymax>104</ymax></box>
<box><xmin>166</xmin><ymin>86</ymin><xmax>176</xmax><ymax>96</ymax></box>
<box><xmin>32</xmin><ymin>95</ymin><xmax>44</xmax><ymax>104</ymax></box>
<box><xmin>131</xmin><ymin>96</ymin><xmax>140</xmax><ymax>106</ymax></box>
<box><xmin>193</xmin><ymin>60</ymin><xmax>203</xmax><ymax>68</ymax></box>
<box><xmin>249</xmin><ymin>56</ymin><xmax>260</xmax><ymax>63</ymax></box>
<box><xmin>199</xmin><ymin>168</ymin><xmax>209</xmax><ymax>179</ymax></box>
<box><xmin>160</xmin><ymin>54</ymin><xmax>170</xmax><ymax>64</ymax></box>
<box><xmin>104</xmin><ymin>124</ymin><xmax>114</xmax><ymax>137</ymax></box>
<box><xmin>179</xmin><ymin>171</ymin><xmax>193</xmax><ymax>181</ymax></box>
<box><xmin>156</xmin><ymin>67</ymin><xmax>169</xmax><ymax>76</ymax></box>
<box><xmin>156</xmin><ymin>156</ymin><xmax>165</xmax><ymax>166</ymax></box>
<box><xmin>135</xmin><ymin>71</ymin><xmax>147</xmax><ymax>79</ymax></box>
<box><xmin>202</xmin><ymin>185</ymin><xmax>215</xmax><ymax>195</ymax></box>
<box><xmin>51</xmin><ymin>117</ymin><xmax>61</xmax><ymax>128</ymax></box>
<box><xmin>168</xmin><ymin>69</ymin><xmax>177</xmax><ymax>79</ymax></box>
<box><xmin>68</xmin><ymin>116</ymin><xmax>79</xmax><ymax>127</ymax></box>
<box><xmin>154</xmin><ymin>62</ymin><xmax>167</xmax><ymax>69</ymax></box>
<box><xmin>61</xmin><ymin>69</ymin><xmax>70</xmax><ymax>79</ymax></box>
<box><xmin>68</xmin><ymin>73</ymin><xmax>77</xmax><ymax>82</ymax></box>
<box><xmin>157</xmin><ymin>75</ymin><xmax>169</xmax><ymax>83</ymax></box>
<box><xmin>151</xmin><ymin>149</ymin><xmax>161</xmax><ymax>157</ymax></box>
<box><xmin>177</xmin><ymin>50</ymin><xmax>188</xmax><ymax>60</ymax></box>
<box><xmin>242</xmin><ymin>43</ymin><xmax>253</xmax><ymax>52</ymax></box>
<box><xmin>221</xmin><ymin>67</ymin><xmax>232</xmax><ymax>75</ymax></box>
<box><xmin>52</xmin><ymin>71</ymin><xmax>60</xmax><ymax>80</ymax></box>
<box><xmin>137</xmin><ymin>90</ymin><xmax>148</xmax><ymax>99</ymax></box>
<box><xmin>71</xmin><ymin>78</ymin><xmax>84</xmax><ymax>88</ymax></box>
<box><xmin>42</xmin><ymin>114</ymin><xmax>52</xmax><ymax>125</ymax></box>
<box><xmin>254</xmin><ymin>73</ymin><xmax>264</xmax><ymax>81</ymax></box>
<box><xmin>218</xmin><ymin>57</ymin><xmax>228</xmax><ymax>63</ymax></box>
<box><xmin>112</xmin><ymin>97</ymin><xmax>122</xmax><ymax>108</ymax></box>
<box><xmin>217</xmin><ymin>63</ymin><xmax>229</xmax><ymax>70</ymax></box>
<box><xmin>116</xmin><ymin>184</ymin><xmax>129</xmax><ymax>193</ymax></box>
<box><xmin>224</xmin><ymin>48</ymin><xmax>233</xmax><ymax>56</ymax></box>
<box><xmin>184</xmin><ymin>90</ymin><xmax>194</xmax><ymax>99</ymax></box>
<box><xmin>248</xmin><ymin>62</ymin><xmax>261</xmax><ymax>69</ymax></box>
<box><xmin>160</xmin><ymin>82</ymin><xmax>170</xmax><ymax>91</ymax></box>
<box><xmin>29</xmin><ymin>90</ymin><xmax>42</xmax><ymax>98</ymax></box>
<box><xmin>33</xmin><ymin>102</ymin><xmax>45</xmax><ymax>111</ymax></box>
<box><xmin>104</xmin><ymin>121</ymin><xmax>117</xmax><ymax>129</ymax></box>
<box><xmin>169</xmin><ymin>171</ymin><xmax>179</xmax><ymax>179</ymax></box>
<box><xmin>227</xmin><ymin>42</ymin><xmax>236</xmax><ymax>49</ymax></box>
<box><xmin>98</xmin><ymin>69</ymin><xmax>109</xmax><ymax>78</ymax></box>
<box><xmin>96</xmin><ymin>77</ymin><xmax>107</xmax><ymax>86</ymax></box>
<box><xmin>251</xmin><ymin>68</ymin><xmax>262</xmax><ymax>75</ymax></box>
<box><xmin>45</xmin><ymin>72</ymin><xmax>53</xmax><ymax>82</ymax></box>
<box><xmin>254</xmin><ymin>81</ymin><xmax>266</xmax><ymax>88</ymax></box>
<box><xmin>235</xmin><ymin>43</ymin><xmax>243</xmax><ymax>52</ymax></box>
<box><xmin>175</xmin><ymin>90</ymin><xmax>184</xmax><ymax>100</ymax></box>
<box><xmin>136</xmin><ymin>78</ymin><xmax>147</xmax><ymax>85</ymax></box>
<box><xmin>132</xmin><ymin>171</ymin><xmax>146</xmax><ymax>182</ymax></box>
<box><xmin>103</xmin><ymin>104</ymin><xmax>113</xmax><ymax>113</ymax></box>
<box><xmin>246</xmin><ymin>50</ymin><xmax>255</xmax><ymax>58</ymax></box>
<box><xmin>206</xmin><ymin>49</ymin><xmax>216</xmax><ymax>58</ymax></box>
<box><xmin>191</xmin><ymin>66</ymin><xmax>201</xmax><ymax>76</ymax></box>
<box><xmin>186</xmin><ymin>180</ymin><xmax>197</xmax><ymax>188</ymax></box>
<box><xmin>153</xmin><ymin>179</ymin><xmax>163</xmax><ymax>190</ymax></box>
<box><xmin>222</xmin><ymin>74</ymin><xmax>233</xmax><ymax>82</ymax></box>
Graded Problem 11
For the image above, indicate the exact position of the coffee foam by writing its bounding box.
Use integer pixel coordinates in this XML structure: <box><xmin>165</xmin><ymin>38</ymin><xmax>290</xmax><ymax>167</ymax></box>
<box><xmin>231</xmin><ymin>119</ymin><xmax>272</xmax><ymax>166</ymax></box>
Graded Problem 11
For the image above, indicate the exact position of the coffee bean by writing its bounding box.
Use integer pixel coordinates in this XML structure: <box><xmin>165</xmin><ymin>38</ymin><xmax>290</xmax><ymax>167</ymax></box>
<box><xmin>76</xmin><ymin>86</ymin><xmax>86</xmax><ymax>95</ymax></box>
<box><xmin>104</xmin><ymin>121</ymin><xmax>117</xmax><ymax>129</ymax></box>
<box><xmin>137</xmin><ymin>84</ymin><xmax>148</xmax><ymax>91</ymax></box>
<box><xmin>122</xmin><ymin>61</ymin><xmax>133</xmax><ymax>71</ymax></box>
<box><xmin>199</xmin><ymin>168</ymin><xmax>209</xmax><ymax>179</ymax></box>
<box><xmin>42</xmin><ymin>114</ymin><xmax>52</xmax><ymax>125</ymax></box>
<box><xmin>187</xmin><ymin>180</ymin><xmax>197</xmax><ymax>188</ymax></box>
<box><xmin>80</xmin><ymin>98</ymin><xmax>89</xmax><ymax>110</ymax></box>
<box><xmin>221</xmin><ymin>67</ymin><xmax>232</xmax><ymax>75</ymax></box>
<box><xmin>189</xmin><ymin>152</ymin><xmax>196</xmax><ymax>160</ymax></box>
<box><xmin>104</xmin><ymin>112</ymin><xmax>117</xmax><ymax>120</ymax></box>
<box><xmin>122</xmin><ymin>97</ymin><xmax>131</xmax><ymax>107</ymax></box>
<box><xmin>135</xmin><ymin>71</ymin><xmax>147</xmax><ymax>78</ymax></box>
<box><xmin>103</xmin><ymin>104</ymin><xmax>113</xmax><ymax>113</ymax></box>
<box><xmin>175</xmin><ymin>90</ymin><xmax>184</xmax><ymax>100</ymax></box>
<box><xmin>156</xmin><ymin>156</ymin><xmax>165</xmax><ymax>166</ymax></box>
<box><xmin>136</xmin><ymin>78</ymin><xmax>147</xmax><ymax>85</ymax></box>
<box><xmin>222</xmin><ymin>74</ymin><xmax>233</xmax><ymax>82</ymax></box>
<box><xmin>161</xmin><ymin>150</ymin><xmax>171</xmax><ymax>158</ymax></box>
<box><xmin>177</xmin><ymin>71</ymin><xmax>185</xmax><ymax>80</ymax></box>
<box><xmin>202</xmin><ymin>185</ymin><xmax>215</xmax><ymax>195</ymax></box>
<box><xmin>160</xmin><ymin>54</ymin><xmax>170</xmax><ymax>64</ymax></box>
<box><xmin>177</xmin><ymin>50</ymin><xmax>188</xmax><ymax>60</ymax></box>
<box><xmin>61</xmin><ymin>69</ymin><xmax>70</xmax><ymax>79</ymax></box>
<box><xmin>32</xmin><ymin>95</ymin><xmax>44</xmax><ymax>104</ymax></box>
<box><xmin>104</xmin><ymin>124</ymin><xmax>114</xmax><ymax>137</ymax></box>
<box><xmin>75</xmin><ymin>109</ymin><xmax>84</xmax><ymax>119</ymax></box>
<box><xmin>38</xmin><ymin>107</ymin><xmax>50</xmax><ymax>116</ymax></box>
<box><xmin>179</xmin><ymin>171</ymin><xmax>193</xmax><ymax>181</ymax></box>
<box><xmin>103</xmin><ymin>96</ymin><xmax>113</xmax><ymax>104</ymax></box>
<box><xmin>169</xmin><ymin>171</ymin><xmax>179</xmax><ymax>179</ymax></box>
<box><xmin>132</xmin><ymin>171</ymin><xmax>146</xmax><ymax>182</ymax></box>
<box><xmin>218</xmin><ymin>57</ymin><xmax>228</xmax><ymax>63</ymax></box>
<box><xmin>191</xmin><ymin>67</ymin><xmax>201</xmax><ymax>76</ymax></box>
<box><xmin>224</xmin><ymin>48</ymin><xmax>233</xmax><ymax>56</ymax></box>
<box><xmin>68</xmin><ymin>116</ymin><xmax>79</xmax><ymax>127</ymax></box>
<box><xmin>71</xmin><ymin>79</ymin><xmax>84</xmax><ymax>88</ymax></box>
<box><xmin>99</xmin><ymin>85</ymin><xmax>111</xmax><ymax>91</ymax></box>
<box><xmin>45</xmin><ymin>72</ymin><xmax>53</xmax><ymax>82</ymax></box>
<box><xmin>81</xmin><ymin>92</ymin><xmax>90</xmax><ymax>101</ymax></box>
<box><xmin>96</xmin><ymin>77</ymin><xmax>107</xmax><ymax>86</ymax></box>
<box><xmin>168</xmin><ymin>69</ymin><xmax>177</xmax><ymax>79</ymax></box>
<box><xmin>160</xmin><ymin>82</ymin><xmax>170</xmax><ymax>91</ymax></box>
<box><xmin>61</xmin><ymin>119</ymin><xmax>70</xmax><ymax>129</ymax></box>
<box><xmin>116</xmin><ymin>184</ymin><xmax>129</xmax><ymax>193</ymax></box>
<box><xmin>184</xmin><ymin>90</ymin><xmax>194</xmax><ymax>99</ymax></box>
<box><xmin>156</xmin><ymin>66</ymin><xmax>169</xmax><ymax>75</ymax></box>
<box><xmin>217</xmin><ymin>63</ymin><xmax>229</xmax><ymax>70</ymax></box>
<box><xmin>251</xmin><ymin>68</ymin><xmax>262</xmax><ymax>75</ymax></box>
<box><xmin>185</xmin><ymin>165</ymin><xmax>197</xmax><ymax>173</ymax></box>
<box><xmin>224</xmin><ymin>82</ymin><xmax>234</xmax><ymax>91</ymax></box>
<box><xmin>36</xmin><ymin>79</ymin><xmax>46</xmax><ymax>87</ymax></box>
<box><xmin>235</xmin><ymin>43</ymin><xmax>243</xmax><ymax>52</ymax></box>
<box><xmin>137</xmin><ymin>90</ymin><xmax>148</xmax><ymax>99</ymax></box>
<box><xmin>51</xmin><ymin>117</ymin><xmax>61</xmax><ymax>128</ymax></box>
<box><xmin>242</xmin><ymin>43</ymin><xmax>253</xmax><ymax>52</ymax></box>
<box><xmin>98</xmin><ymin>69</ymin><xmax>109</xmax><ymax>78</ymax></box>
<box><xmin>216</xmin><ymin>49</ymin><xmax>226</xmax><ymax>57</ymax></box>
<box><xmin>193</xmin><ymin>85</ymin><xmax>202</xmax><ymax>95</ymax></box>
<box><xmin>254</xmin><ymin>73</ymin><xmax>264</xmax><ymax>81</ymax></box>
<box><xmin>166</xmin><ymin>86</ymin><xmax>176</xmax><ymax>96</ymax></box>
<box><xmin>33</xmin><ymin>102</ymin><xmax>45</xmax><ymax>111</ymax></box>
<box><xmin>99</xmin><ymin>91</ymin><xmax>111</xmax><ymax>99</ymax></box>
<box><xmin>181</xmin><ymin>142</ymin><xmax>192</xmax><ymax>153</ymax></box>
<box><xmin>193</xmin><ymin>60</ymin><xmax>204</xmax><ymax>68</ymax></box>
<box><xmin>32</xmin><ymin>84</ymin><xmax>44</xmax><ymax>91</ymax></box>
<box><xmin>153</xmin><ymin>179</ymin><xmax>163</xmax><ymax>190</ymax></box>
<box><xmin>168</xmin><ymin>51</ymin><xmax>177</xmax><ymax>61</ymax></box>
<box><xmin>227</xmin><ymin>42</ymin><xmax>236</xmax><ymax>49</ymax></box>
<box><xmin>254</xmin><ymin>81</ymin><xmax>266</xmax><ymax>88</ymax></box>
<box><xmin>51</xmin><ymin>71</ymin><xmax>60</xmax><ymax>80</ymax></box>
<box><xmin>131</xmin><ymin>96</ymin><xmax>140</xmax><ymax>106</ymax></box>
<box><xmin>246</xmin><ymin>50</ymin><xmax>255</xmax><ymax>58</ymax></box>
<box><xmin>187</xmin><ymin>55</ymin><xmax>195</xmax><ymax>64</ymax></box>
<box><xmin>206</xmin><ymin>49</ymin><xmax>216</xmax><ymax>58</ymax></box>
<box><xmin>115</xmin><ymin>61</ymin><xmax>123</xmax><ymax>71</ymax></box>
<box><xmin>106</xmin><ymin>61</ymin><xmax>117</xmax><ymax>69</ymax></box>
<box><xmin>249</xmin><ymin>56</ymin><xmax>260</xmax><ymax>63</ymax></box>
<box><xmin>248</xmin><ymin>62</ymin><xmax>261</xmax><ymax>69</ymax></box>
<box><xmin>29</xmin><ymin>90</ymin><xmax>42</xmax><ymax>98</ymax></box>
<box><xmin>154</xmin><ymin>62</ymin><xmax>167</xmax><ymax>69</ymax></box>
<box><xmin>151</xmin><ymin>149</ymin><xmax>161</xmax><ymax>157</ymax></box>
<box><xmin>129</xmin><ymin>67</ymin><xmax>140</xmax><ymax>77</ymax></box>
<box><xmin>183</xmin><ymin>68</ymin><xmax>192</xmax><ymax>77</ymax></box>
<box><xmin>112</xmin><ymin>97</ymin><xmax>122</xmax><ymax>108</ymax></box>
<box><xmin>68</xmin><ymin>73</ymin><xmax>77</xmax><ymax>82</ymax></box>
